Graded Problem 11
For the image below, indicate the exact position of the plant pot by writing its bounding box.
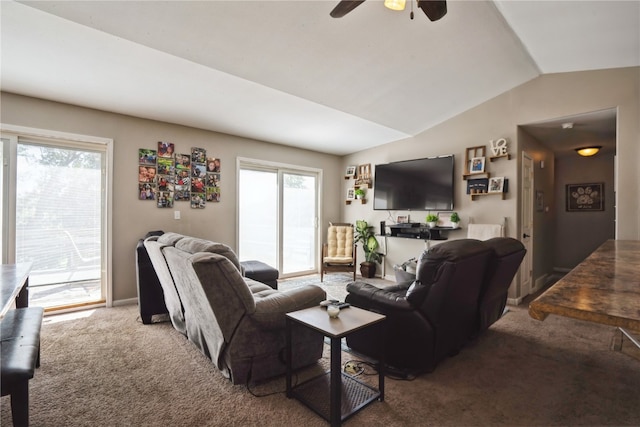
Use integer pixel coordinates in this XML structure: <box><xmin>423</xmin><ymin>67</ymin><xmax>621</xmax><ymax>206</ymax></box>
<box><xmin>360</xmin><ymin>261</ymin><xmax>377</xmax><ymax>278</ymax></box>
<box><xmin>427</xmin><ymin>222</ymin><xmax>437</xmax><ymax>228</ymax></box>
<box><xmin>451</xmin><ymin>222</ymin><xmax>460</xmax><ymax>229</ymax></box>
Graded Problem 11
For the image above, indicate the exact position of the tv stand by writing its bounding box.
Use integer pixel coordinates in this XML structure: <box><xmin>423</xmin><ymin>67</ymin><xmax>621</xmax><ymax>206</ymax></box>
<box><xmin>388</xmin><ymin>224</ymin><xmax>450</xmax><ymax>241</ymax></box>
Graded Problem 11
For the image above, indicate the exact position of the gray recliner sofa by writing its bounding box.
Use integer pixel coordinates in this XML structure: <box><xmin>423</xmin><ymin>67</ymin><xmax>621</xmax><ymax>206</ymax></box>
<box><xmin>144</xmin><ymin>233</ymin><xmax>326</xmax><ymax>384</ymax></box>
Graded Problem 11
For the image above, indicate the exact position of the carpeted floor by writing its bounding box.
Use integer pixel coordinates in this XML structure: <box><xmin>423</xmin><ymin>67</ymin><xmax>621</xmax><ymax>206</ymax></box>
<box><xmin>2</xmin><ymin>274</ymin><xmax>639</xmax><ymax>426</ymax></box>
<box><xmin>278</xmin><ymin>272</ymin><xmax>393</xmax><ymax>301</ymax></box>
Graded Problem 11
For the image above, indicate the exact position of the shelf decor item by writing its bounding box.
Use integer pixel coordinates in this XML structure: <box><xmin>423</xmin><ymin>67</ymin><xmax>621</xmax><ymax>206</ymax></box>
<box><xmin>345</xmin><ymin>165</ymin><xmax>357</xmax><ymax>179</ymax></box>
<box><xmin>450</xmin><ymin>212</ymin><xmax>460</xmax><ymax>229</ymax></box>
<box><xmin>488</xmin><ymin>177</ymin><xmax>505</xmax><ymax>193</ymax></box>
<box><xmin>426</xmin><ymin>213</ymin><xmax>439</xmax><ymax>228</ymax></box>
<box><xmin>470</xmin><ymin>156</ymin><xmax>486</xmax><ymax>174</ymax></box>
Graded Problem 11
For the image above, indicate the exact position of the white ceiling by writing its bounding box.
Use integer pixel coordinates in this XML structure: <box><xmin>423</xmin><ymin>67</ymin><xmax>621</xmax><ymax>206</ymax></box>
<box><xmin>1</xmin><ymin>1</ymin><xmax>638</xmax><ymax>155</ymax></box>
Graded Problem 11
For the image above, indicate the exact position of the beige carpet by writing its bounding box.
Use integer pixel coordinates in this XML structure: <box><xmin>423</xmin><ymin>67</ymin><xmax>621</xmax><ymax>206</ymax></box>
<box><xmin>2</xmin><ymin>275</ymin><xmax>640</xmax><ymax>426</ymax></box>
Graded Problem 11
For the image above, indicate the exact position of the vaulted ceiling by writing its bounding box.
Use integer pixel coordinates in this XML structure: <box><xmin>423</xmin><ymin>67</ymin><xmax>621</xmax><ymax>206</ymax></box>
<box><xmin>1</xmin><ymin>1</ymin><xmax>638</xmax><ymax>155</ymax></box>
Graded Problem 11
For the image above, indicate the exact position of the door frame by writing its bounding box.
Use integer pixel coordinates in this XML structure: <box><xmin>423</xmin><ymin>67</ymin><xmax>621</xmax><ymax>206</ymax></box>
<box><xmin>519</xmin><ymin>151</ymin><xmax>534</xmax><ymax>300</ymax></box>
<box><xmin>236</xmin><ymin>157</ymin><xmax>323</xmax><ymax>278</ymax></box>
<box><xmin>0</xmin><ymin>123</ymin><xmax>114</xmax><ymax>309</ymax></box>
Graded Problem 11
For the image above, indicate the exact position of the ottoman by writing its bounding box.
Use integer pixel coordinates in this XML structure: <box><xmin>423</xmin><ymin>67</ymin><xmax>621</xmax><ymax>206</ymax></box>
<box><xmin>241</xmin><ymin>260</ymin><xmax>279</xmax><ymax>289</ymax></box>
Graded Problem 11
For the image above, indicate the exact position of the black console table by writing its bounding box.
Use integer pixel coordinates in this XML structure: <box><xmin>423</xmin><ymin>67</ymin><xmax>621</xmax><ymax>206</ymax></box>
<box><xmin>387</xmin><ymin>223</ymin><xmax>454</xmax><ymax>241</ymax></box>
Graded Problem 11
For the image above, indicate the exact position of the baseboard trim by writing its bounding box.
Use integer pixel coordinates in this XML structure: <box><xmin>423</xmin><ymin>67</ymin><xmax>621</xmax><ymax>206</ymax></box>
<box><xmin>507</xmin><ymin>297</ymin><xmax>523</xmax><ymax>306</ymax></box>
<box><xmin>113</xmin><ymin>298</ymin><xmax>138</xmax><ymax>307</ymax></box>
<box><xmin>531</xmin><ymin>274</ymin><xmax>548</xmax><ymax>294</ymax></box>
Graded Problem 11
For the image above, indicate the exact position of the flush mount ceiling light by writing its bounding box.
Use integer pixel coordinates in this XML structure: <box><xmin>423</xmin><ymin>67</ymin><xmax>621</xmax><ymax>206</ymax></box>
<box><xmin>575</xmin><ymin>146</ymin><xmax>602</xmax><ymax>157</ymax></box>
<box><xmin>384</xmin><ymin>0</ymin><xmax>406</xmax><ymax>11</ymax></box>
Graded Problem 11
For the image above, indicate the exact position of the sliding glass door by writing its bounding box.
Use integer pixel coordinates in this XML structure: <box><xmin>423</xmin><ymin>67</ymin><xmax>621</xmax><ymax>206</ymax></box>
<box><xmin>238</xmin><ymin>160</ymin><xmax>319</xmax><ymax>277</ymax></box>
<box><xmin>1</xmin><ymin>131</ymin><xmax>109</xmax><ymax>311</ymax></box>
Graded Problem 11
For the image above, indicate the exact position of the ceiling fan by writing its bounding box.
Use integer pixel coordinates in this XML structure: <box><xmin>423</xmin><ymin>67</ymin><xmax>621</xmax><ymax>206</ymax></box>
<box><xmin>330</xmin><ymin>0</ymin><xmax>447</xmax><ymax>21</ymax></box>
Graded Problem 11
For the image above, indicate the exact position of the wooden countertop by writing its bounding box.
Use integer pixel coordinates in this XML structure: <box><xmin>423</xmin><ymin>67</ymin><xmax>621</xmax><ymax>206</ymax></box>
<box><xmin>529</xmin><ymin>240</ymin><xmax>640</xmax><ymax>332</ymax></box>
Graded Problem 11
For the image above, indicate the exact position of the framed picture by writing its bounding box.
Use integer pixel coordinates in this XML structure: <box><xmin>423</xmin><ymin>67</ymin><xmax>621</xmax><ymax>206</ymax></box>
<box><xmin>566</xmin><ymin>182</ymin><xmax>604</xmax><ymax>211</ymax></box>
<box><xmin>536</xmin><ymin>191</ymin><xmax>544</xmax><ymax>212</ymax></box>
<box><xmin>397</xmin><ymin>215</ymin><xmax>408</xmax><ymax>224</ymax></box>
<box><xmin>345</xmin><ymin>165</ymin><xmax>357</xmax><ymax>178</ymax></box>
<box><xmin>346</xmin><ymin>187</ymin><xmax>355</xmax><ymax>200</ymax></box>
<box><xmin>470</xmin><ymin>157</ymin><xmax>485</xmax><ymax>174</ymax></box>
<box><xmin>488</xmin><ymin>176</ymin><xmax>505</xmax><ymax>193</ymax></box>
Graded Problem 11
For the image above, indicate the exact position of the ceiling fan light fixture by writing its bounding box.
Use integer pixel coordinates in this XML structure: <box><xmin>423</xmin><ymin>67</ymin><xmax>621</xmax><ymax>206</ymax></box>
<box><xmin>384</xmin><ymin>0</ymin><xmax>406</xmax><ymax>11</ymax></box>
<box><xmin>575</xmin><ymin>146</ymin><xmax>602</xmax><ymax>157</ymax></box>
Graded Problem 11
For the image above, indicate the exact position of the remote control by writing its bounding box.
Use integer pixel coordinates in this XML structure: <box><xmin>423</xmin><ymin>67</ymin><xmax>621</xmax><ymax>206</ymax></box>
<box><xmin>333</xmin><ymin>302</ymin><xmax>351</xmax><ymax>309</ymax></box>
<box><xmin>320</xmin><ymin>299</ymin><xmax>339</xmax><ymax>307</ymax></box>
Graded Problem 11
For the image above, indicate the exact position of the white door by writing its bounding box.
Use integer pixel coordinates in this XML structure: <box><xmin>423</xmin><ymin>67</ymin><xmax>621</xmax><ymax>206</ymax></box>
<box><xmin>520</xmin><ymin>152</ymin><xmax>534</xmax><ymax>297</ymax></box>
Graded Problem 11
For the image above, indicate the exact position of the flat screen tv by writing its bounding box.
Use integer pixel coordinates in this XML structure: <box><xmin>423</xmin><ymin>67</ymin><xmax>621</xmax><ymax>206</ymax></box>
<box><xmin>373</xmin><ymin>155</ymin><xmax>454</xmax><ymax>211</ymax></box>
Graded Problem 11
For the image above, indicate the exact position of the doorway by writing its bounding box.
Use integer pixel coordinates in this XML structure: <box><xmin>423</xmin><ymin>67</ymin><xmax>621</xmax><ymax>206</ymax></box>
<box><xmin>518</xmin><ymin>108</ymin><xmax>617</xmax><ymax>298</ymax></box>
<box><xmin>237</xmin><ymin>158</ymin><xmax>320</xmax><ymax>278</ymax></box>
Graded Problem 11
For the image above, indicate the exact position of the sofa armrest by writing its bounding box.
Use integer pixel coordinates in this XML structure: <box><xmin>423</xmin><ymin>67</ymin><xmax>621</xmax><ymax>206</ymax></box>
<box><xmin>346</xmin><ymin>281</ymin><xmax>413</xmax><ymax>312</ymax></box>
<box><xmin>251</xmin><ymin>285</ymin><xmax>326</xmax><ymax>329</ymax></box>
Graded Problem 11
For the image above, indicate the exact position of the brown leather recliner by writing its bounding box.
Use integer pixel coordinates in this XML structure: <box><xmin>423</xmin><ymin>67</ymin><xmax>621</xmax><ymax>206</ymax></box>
<box><xmin>475</xmin><ymin>237</ymin><xmax>526</xmax><ymax>336</ymax></box>
<box><xmin>346</xmin><ymin>239</ymin><xmax>493</xmax><ymax>373</ymax></box>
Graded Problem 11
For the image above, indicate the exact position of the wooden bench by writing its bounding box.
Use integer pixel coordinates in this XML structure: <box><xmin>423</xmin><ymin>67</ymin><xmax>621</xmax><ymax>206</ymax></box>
<box><xmin>1</xmin><ymin>307</ymin><xmax>44</xmax><ymax>427</ymax></box>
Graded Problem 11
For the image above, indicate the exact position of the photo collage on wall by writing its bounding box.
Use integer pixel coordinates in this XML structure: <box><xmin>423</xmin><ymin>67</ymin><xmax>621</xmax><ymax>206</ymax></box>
<box><xmin>138</xmin><ymin>141</ymin><xmax>221</xmax><ymax>209</ymax></box>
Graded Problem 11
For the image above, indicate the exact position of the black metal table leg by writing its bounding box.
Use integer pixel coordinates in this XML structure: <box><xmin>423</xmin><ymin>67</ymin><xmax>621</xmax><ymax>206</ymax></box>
<box><xmin>330</xmin><ymin>336</ymin><xmax>341</xmax><ymax>426</ymax></box>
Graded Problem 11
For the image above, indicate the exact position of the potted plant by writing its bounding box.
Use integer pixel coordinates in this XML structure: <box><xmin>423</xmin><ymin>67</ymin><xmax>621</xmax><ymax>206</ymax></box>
<box><xmin>426</xmin><ymin>213</ymin><xmax>439</xmax><ymax>228</ymax></box>
<box><xmin>354</xmin><ymin>220</ymin><xmax>382</xmax><ymax>278</ymax></box>
<box><xmin>354</xmin><ymin>188</ymin><xmax>366</xmax><ymax>199</ymax></box>
<box><xmin>450</xmin><ymin>212</ymin><xmax>460</xmax><ymax>229</ymax></box>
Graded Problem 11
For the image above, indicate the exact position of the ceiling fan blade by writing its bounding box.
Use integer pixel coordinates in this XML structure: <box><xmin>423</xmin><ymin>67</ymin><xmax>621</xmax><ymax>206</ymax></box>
<box><xmin>330</xmin><ymin>0</ymin><xmax>366</xmax><ymax>18</ymax></box>
<box><xmin>417</xmin><ymin>0</ymin><xmax>447</xmax><ymax>21</ymax></box>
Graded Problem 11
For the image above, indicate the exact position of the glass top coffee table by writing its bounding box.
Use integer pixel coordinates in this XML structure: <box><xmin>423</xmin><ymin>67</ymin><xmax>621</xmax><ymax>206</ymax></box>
<box><xmin>286</xmin><ymin>305</ymin><xmax>386</xmax><ymax>426</ymax></box>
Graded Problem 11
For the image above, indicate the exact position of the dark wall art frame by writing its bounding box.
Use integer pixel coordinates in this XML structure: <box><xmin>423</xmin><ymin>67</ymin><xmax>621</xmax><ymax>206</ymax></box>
<box><xmin>566</xmin><ymin>182</ymin><xmax>604</xmax><ymax>212</ymax></box>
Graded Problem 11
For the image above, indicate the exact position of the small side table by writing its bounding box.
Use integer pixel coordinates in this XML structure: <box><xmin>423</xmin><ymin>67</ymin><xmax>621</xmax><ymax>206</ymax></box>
<box><xmin>286</xmin><ymin>306</ymin><xmax>386</xmax><ymax>426</ymax></box>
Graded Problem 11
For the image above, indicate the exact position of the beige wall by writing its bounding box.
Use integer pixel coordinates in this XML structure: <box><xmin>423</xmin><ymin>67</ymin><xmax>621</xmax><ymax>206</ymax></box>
<box><xmin>554</xmin><ymin>152</ymin><xmax>616</xmax><ymax>269</ymax></box>
<box><xmin>0</xmin><ymin>92</ymin><xmax>343</xmax><ymax>302</ymax></box>
<box><xmin>2</xmin><ymin>67</ymin><xmax>638</xmax><ymax>304</ymax></box>
<box><xmin>342</xmin><ymin>67</ymin><xmax>639</xmax><ymax>300</ymax></box>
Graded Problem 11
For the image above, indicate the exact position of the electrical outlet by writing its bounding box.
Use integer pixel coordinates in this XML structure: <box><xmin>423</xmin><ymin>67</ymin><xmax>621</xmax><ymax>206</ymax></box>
<box><xmin>174</xmin><ymin>210</ymin><xmax>181</xmax><ymax>220</ymax></box>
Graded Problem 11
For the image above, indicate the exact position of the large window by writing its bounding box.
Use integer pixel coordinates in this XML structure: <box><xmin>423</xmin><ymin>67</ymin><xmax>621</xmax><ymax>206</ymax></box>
<box><xmin>238</xmin><ymin>159</ymin><xmax>320</xmax><ymax>277</ymax></box>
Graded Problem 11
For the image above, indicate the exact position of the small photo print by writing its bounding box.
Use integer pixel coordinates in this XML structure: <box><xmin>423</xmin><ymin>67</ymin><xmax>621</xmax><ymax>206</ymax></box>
<box><xmin>488</xmin><ymin>177</ymin><xmax>505</xmax><ymax>193</ymax></box>
<box><xmin>470</xmin><ymin>157</ymin><xmax>485</xmax><ymax>174</ymax></box>
<box><xmin>175</xmin><ymin>183</ymin><xmax>190</xmax><ymax>193</ymax></box>
<box><xmin>157</xmin><ymin>157</ymin><xmax>175</xmax><ymax>176</ymax></box>
<box><xmin>139</xmin><ymin>183</ymin><xmax>155</xmax><ymax>200</ymax></box>
<box><xmin>139</xmin><ymin>166</ymin><xmax>157</xmax><ymax>183</ymax></box>
<box><xmin>176</xmin><ymin>171</ymin><xmax>190</xmax><ymax>186</ymax></box>
<box><xmin>346</xmin><ymin>187</ymin><xmax>355</xmax><ymax>200</ymax></box>
<box><xmin>191</xmin><ymin>164</ymin><xmax>206</xmax><ymax>179</ymax></box>
<box><xmin>191</xmin><ymin>193</ymin><xmax>206</xmax><ymax>209</ymax></box>
<box><xmin>207</xmin><ymin>187</ymin><xmax>221</xmax><ymax>202</ymax></box>
<box><xmin>139</xmin><ymin>149</ymin><xmax>157</xmax><ymax>165</ymax></box>
<box><xmin>175</xmin><ymin>190</ymin><xmax>190</xmax><ymax>201</ymax></box>
<box><xmin>156</xmin><ymin>191</ymin><xmax>174</xmax><ymax>208</ymax></box>
<box><xmin>397</xmin><ymin>215</ymin><xmax>409</xmax><ymax>224</ymax></box>
<box><xmin>157</xmin><ymin>175</ymin><xmax>174</xmax><ymax>192</ymax></box>
<box><xmin>207</xmin><ymin>157</ymin><xmax>221</xmax><ymax>172</ymax></box>
<box><xmin>345</xmin><ymin>165</ymin><xmax>356</xmax><ymax>178</ymax></box>
<box><xmin>175</xmin><ymin>154</ymin><xmax>191</xmax><ymax>171</ymax></box>
<box><xmin>158</xmin><ymin>141</ymin><xmax>175</xmax><ymax>158</ymax></box>
<box><xmin>191</xmin><ymin>177</ymin><xmax>205</xmax><ymax>193</ymax></box>
<box><xmin>206</xmin><ymin>173</ymin><xmax>220</xmax><ymax>187</ymax></box>
<box><xmin>191</xmin><ymin>147</ymin><xmax>206</xmax><ymax>164</ymax></box>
